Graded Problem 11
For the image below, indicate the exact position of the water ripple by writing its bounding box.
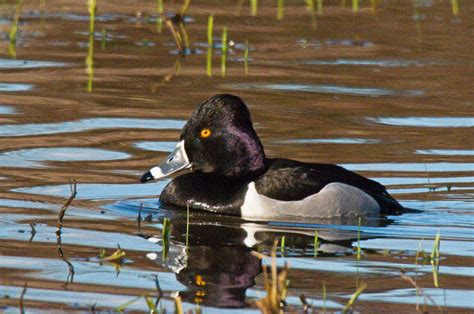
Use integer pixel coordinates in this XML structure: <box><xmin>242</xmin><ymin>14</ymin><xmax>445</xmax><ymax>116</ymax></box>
<box><xmin>0</xmin><ymin>117</ymin><xmax>185</xmax><ymax>137</ymax></box>
<box><xmin>224</xmin><ymin>83</ymin><xmax>424</xmax><ymax>97</ymax></box>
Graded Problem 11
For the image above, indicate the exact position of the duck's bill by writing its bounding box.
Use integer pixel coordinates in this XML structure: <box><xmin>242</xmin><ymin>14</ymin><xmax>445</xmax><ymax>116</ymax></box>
<box><xmin>140</xmin><ymin>141</ymin><xmax>191</xmax><ymax>183</ymax></box>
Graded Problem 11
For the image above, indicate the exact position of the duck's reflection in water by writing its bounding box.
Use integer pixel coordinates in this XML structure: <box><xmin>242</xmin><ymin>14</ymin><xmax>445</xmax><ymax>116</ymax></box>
<box><xmin>143</xmin><ymin>214</ymin><xmax>391</xmax><ymax>308</ymax></box>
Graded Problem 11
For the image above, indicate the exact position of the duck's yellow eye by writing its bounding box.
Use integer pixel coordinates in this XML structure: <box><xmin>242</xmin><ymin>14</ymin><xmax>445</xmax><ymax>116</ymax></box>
<box><xmin>200</xmin><ymin>128</ymin><xmax>212</xmax><ymax>138</ymax></box>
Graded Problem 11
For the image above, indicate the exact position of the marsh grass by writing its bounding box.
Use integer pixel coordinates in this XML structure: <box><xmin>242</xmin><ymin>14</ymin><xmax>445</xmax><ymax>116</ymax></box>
<box><xmin>400</xmin><ymin>269</ymin><xmax>441</xmax><ymax>311</ymax></box>
<box><xmin>8</xmin><ymin>0</ymin><xmax>22</xmax><ymax>59</ymax></box>
<box><xmin>451</xmin><ymin>0</ymin><xmax>459</xmax><ymax>16</ymax></box>
<box><xmin>277</xmin><ymin>0</ymin><xmax>284</xmax><ymax>20</ymax></box>
<box><xmin>99</xmin><ymin>246</ymin><xmax>126</xmax><ymax>263</ymax></box>
<box><xmin>252</xmin><ymin>243</ymin><xmax>290</xmax><ymax>313</ymax></box>
<box><xmin>316</xmin><ymin>0</ymin><xmax>323</xmax><ymax>15</ymax></box>
<box><xmin>206</xmin><ymin>15</ymin><xmax>213</xmax><ymax>76</ymax></box>
<box><xmin>280</xmin><ymin>235</ymin><xmax>286</xmax><ymax>254</ymax></box>
<box><xmin>156</xmin><ymin>0</ymin><xmax>163</xmax><ymax>32</ymax></box>
<box><xmin>244</xmin><ymin>40</ymin><xmax>249</xmax><ymax>75</ymax></box>
<box><xmin>165</xmin><ymin>20</ymin><xmax>184</xmax><ymax>52</ymax></box>
<box><xmin>305</xmin><ymin>0</ymin><xmax>317</xmax><ymax>29</ymax></box>
<box><xmin>250</xmin><ymin>0</ymin><xmax>258</xmax><ymax>16</ymax></box>
<box><xmin>19</xmin><ymin>282</ymin><xmax>27</xmax><ymax>314</ymax></box>
<box><xmin>55</xmin><ymin>180</ymin><xmax>77</xmax><ymax>285</ymax></box>
<box><xmin>313</xmin><ymin>230</ymin><xmax>319</xmax><ymax>257</ymax></box>
<box><xmin>178</xmin><ymin>0</ymin><xmax>191</xmax><ymax>18</ymax></box>
<box><xmin>431</xmin><ymin>231</ymin><xmax>441</xmax><ymax>287</ymax></box>
<box><xmin>221</xmin><ymin>26</ymin><xmax>228</xmax><ymax>77</ymax></box>
<box><xmin>207</xmin><ymin>15</ymin><xmax>214</xmax><ymax>47</ymax></box>
<box><xmin>162</xmin><ymin>217</ymin><xmax>171</xmax><ymax>260</ymax></box>
<box><xmin>356</xmin><ymin>216</ymin><xmax>361</xmax><ymax>260</ymax></box>
<box><xmin>86</xmin><ymin>0</ymin><xmax>96</xmax><ymax>92</ymax></box>
<box><xmin>352</xmin><ymin>0</ymin><xmax>359</xmax><ymax>13</ymax></box>
<box><xmin>342</xmin><ymin>283</ymin><xmax>367</xmax><ymax>314</ymax></box>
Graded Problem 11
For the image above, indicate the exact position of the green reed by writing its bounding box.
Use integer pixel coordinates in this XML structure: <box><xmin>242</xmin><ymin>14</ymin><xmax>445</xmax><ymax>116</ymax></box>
<box><xmin>244</xmin><ymin>40</ymin><xmax>249</xmax><ymax>75</ymax></box>
<box><xmin>162</xmin><ymin>218</ymin><xmax>171</xmax><ymax>260</ymax></box>
<box><xmin>86</xmin><ymin>32</ymin><xmax>94</xmax><ymax>92</ymax></box>
<box><xmin>221</xmin><ymin>26</ymin><xmax>228</xmax><ymax>77</ymax></box>
<box><xmin>316</xmin><ymin>0</ymin><xmax>323</xmax><ymax>15</ymax></box>
<box><xmin>206</xmin><ymin>15</ymin><xmax>214</xmax><ymax>76</ymax></box>
<box><xmin>314</xmin><ymin>230</ymin><xmax>319</xmax><ymax>257</ymax></box>
<box><xmin>87</xmin><ymin>0</ymin><xmax>96</xmax><ymax>34</ymax></box>
<box><xmin>305</xmin><ymin>0</ymin><xmax>317</xmax><ymax>29</ymax></box>
<box><xmin>342</xmin><ymin>283</ymin><xmax>367</xmax><ymax>314</ymax></box>
<box><xmin>85</xmin><ymin>0</ymin><xmax>96</xmax><ymax>92</ymax></box>
<box><xmin>178</xmin><ymin>0</ymin><xmax>190</xmax><ymax>17</ymax></box>
<box><xmin>352</xmin><ymin>0</ymin><xmax>359</xmax><ymax>13</ymax></box>
<box><xmin>207</xmin><ymin>15</ymin><xmax>214</xmax><ymax>46</ymax></box>
<box><xmin>250</xmin><ymin>0</ymin><xmax>257</xmax><ymax>16</ymax></box>
<box><xmin>356</xmin><ymin>216</ymin><xmax>361</xmax><ymax>260</ymax></box>
<box><xmin>431</xmin><ymin>231</ymin><xmax>441</xmax><ymax>287</ymax></box>
<box><xmin>280</xmin><ymin>235</ymin><xmax>286</xmax><ymax>253</ymax></box>
<box><xmin>451</xmin><ymin>0</ymin><xmax>459</xmax><ymax>16</ymax></box>
<box><xmin>156</xmin><ymin>0</ymin><xmax>163</xmax><ymax>32</ymax></box>
<box><xmin>277</xmin><ymin>0</ymin><xmax>284</xmax><ymax>20</ymax></box>
<box><xmin>8</xmin><ymin>0</ymin><xmax>23</xmax><ymax>59</ymax></box>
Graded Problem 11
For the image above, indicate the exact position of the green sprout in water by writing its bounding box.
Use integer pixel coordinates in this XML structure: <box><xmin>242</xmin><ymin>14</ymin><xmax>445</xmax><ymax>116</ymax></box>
<box><xmin>250</xmin><ymin>0</ymin><xmax>257</xmax><ymax>16</ymax></box>
<box><xmin>277</xmin><ymin>0</ymin><xmax>284</xmax><ymax>20</ymax></box>
<box><xmin>316</xmin><ymin>0</ymin><xmax>323</xmax><ymax>15</ymax></box>
<box><xmin>156</xmin><ymin>0</ymin><xmax>163</xmax><ymax>33</ymax></box>
<box><xmin>280</xmin><ymin>235</ymin><xmax>286</xmax><ymax>254</ymax></box>
<box><xmin>8</xmin><ymin>0</ymin><xmax>23</xmax><ymax>59</ymax></box>
<box><xmin>342</xmin><ymin>283</ymin><xmax>367</xmax><ymax>314</ymax></box>
<box><xmin>86</xmin><ymin>0</ymin><xmax>96</xmax><ymax>92</ymax></box>
<box><xmin>221</xmin><ymin>26</ymin><xmax>228</xmax><ymax>77</ymax></box>
<box><xmin>244</xmin><ymin>40</ymin><xmax>249</xmax><ymax>75</ymax></box>
<box><xmin>206</xmin><ymin>15</ymin><xmax>213</xmax><ymax>77</ymax></box>
<box><xmin>162</xmin><ymin>218</ymin><xmax>171</xmax><ymax>260</ymax></box>
<box><xmin>314</xmin><ymin>230</ymin><xmax>319</xmax><ymax>257</ymax></box>
<box><xmin>207</xmin><ymin>15</ymin><xmax>214</xmax><ymax>47</ymax></box>
<box><xmin>431</xmin><ymin>231</ymin><xmax>441</xmax><ymax>287</ymax></box>
<box><xmin>451</xmin><ymin>0</ymin><xmax>459</xmax><ymax>16</ymax></box>
<box><xmin>305</xmin><ymin>0</ymin><xmax>317</xmax><ymax>30</ymax></box>
<box><xmin>352</xmin><ymin>0</ymin><xmax>359</xmax><ymax>13</ymax></box>
<box><xmin>356</xmin><ymin>216</ymin><xmax>361</xmax><ymax>260</ymax></box>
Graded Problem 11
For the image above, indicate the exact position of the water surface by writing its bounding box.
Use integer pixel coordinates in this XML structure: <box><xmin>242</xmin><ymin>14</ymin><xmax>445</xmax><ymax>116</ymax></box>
<box><xmin>0</xmin><ymin>0</ymin><xmax>473</xmax><ymax>312</ymax></box>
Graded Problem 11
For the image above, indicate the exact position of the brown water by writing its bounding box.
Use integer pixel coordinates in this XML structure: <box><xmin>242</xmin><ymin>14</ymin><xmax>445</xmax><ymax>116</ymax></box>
<box><xmin>0</xmin><ymin>0</ymin><xmax>473</xmax><ymax>312</ymax></box>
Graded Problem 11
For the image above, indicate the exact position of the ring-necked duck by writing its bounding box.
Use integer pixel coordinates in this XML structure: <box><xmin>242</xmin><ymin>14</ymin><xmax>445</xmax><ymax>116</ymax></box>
<box><xmin>141</xmin><ymin>94</ymin><xmax>405</xmax><ymax>219</ymax></box>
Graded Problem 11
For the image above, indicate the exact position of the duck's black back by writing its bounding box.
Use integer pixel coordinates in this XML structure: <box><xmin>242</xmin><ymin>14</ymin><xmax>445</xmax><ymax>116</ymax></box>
<box><xmin>254</xmin><ymin>158</ymin><xmax>404</xmax><ymax>214</ymax></box>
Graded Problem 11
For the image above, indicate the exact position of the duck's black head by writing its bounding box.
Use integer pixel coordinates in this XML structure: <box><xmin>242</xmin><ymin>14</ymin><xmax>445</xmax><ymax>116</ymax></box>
<box><xmin>141</xmin><ymin>94</ymin><xmax>266</xmax><ymax>182</ymax></box>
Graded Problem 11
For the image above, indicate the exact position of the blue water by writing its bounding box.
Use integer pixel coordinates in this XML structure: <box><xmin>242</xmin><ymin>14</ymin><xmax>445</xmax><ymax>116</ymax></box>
<box><xmin>0</xmin><ymin>118</ymin><xmax>185</xmax><ymax>137</ymax></box>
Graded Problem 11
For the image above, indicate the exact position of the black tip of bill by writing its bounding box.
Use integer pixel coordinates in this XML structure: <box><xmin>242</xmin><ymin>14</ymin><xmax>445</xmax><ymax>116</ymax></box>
<box><xmin>140</xmin><ymin>171</ymin><xmax>153</xmax><ymax>183</ymax></box>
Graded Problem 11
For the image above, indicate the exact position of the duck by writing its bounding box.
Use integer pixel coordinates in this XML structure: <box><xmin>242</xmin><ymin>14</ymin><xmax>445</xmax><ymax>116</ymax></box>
<box><xmin>141</xmin><ymin>94</ymin><xmax>406</xmax><ymax>219</ymax></box>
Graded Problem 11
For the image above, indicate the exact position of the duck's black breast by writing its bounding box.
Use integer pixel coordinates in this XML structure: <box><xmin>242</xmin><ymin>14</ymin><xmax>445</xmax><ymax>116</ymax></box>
<box><xmin>159</xmin><ymin>173</ymin><xmax>248</xmax><ymax>216</ymax></box>
<box><xmin>254</xmin><ymin>158</ymin><xmax>403</xmax><ymax>214</ymax></box>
